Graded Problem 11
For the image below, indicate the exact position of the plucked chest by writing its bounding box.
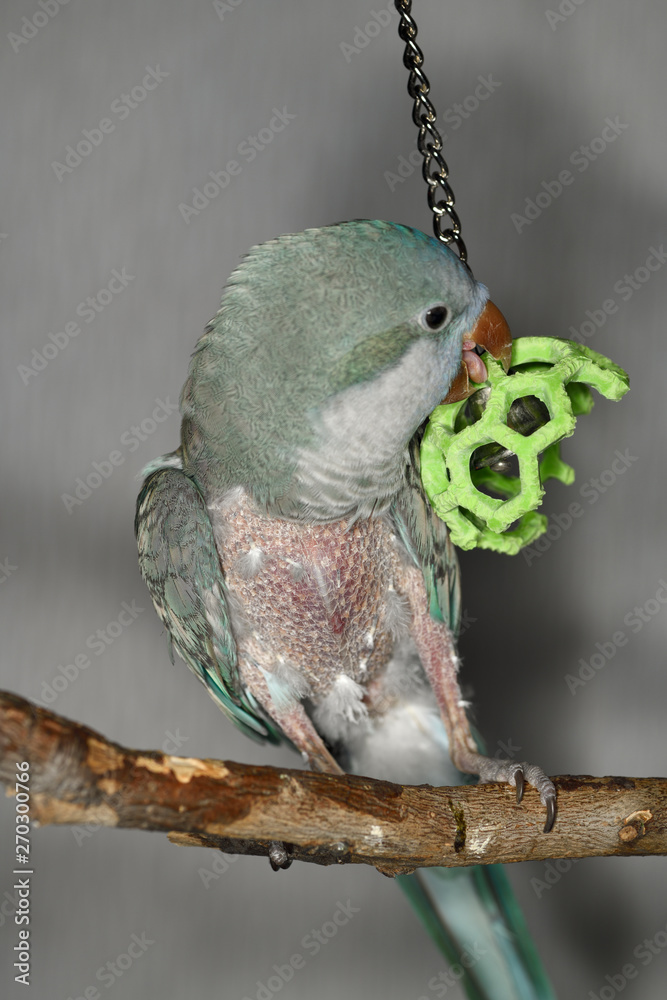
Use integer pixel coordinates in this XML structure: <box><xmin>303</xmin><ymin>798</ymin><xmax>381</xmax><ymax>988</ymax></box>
<box><xmin>210</xmin><ymin>489</ymin><xmax>406</xmax><ymax>697</ymax></box>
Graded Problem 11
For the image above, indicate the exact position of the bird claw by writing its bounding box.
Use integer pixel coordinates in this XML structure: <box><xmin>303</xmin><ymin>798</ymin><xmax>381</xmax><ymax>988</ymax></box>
<box><xmin>476</xmin><ymin>757</ymin><xmax>556</xmax><ymax>833</ymax></box>
<box><xmin>544</xmin><ymin>794</ymin><xmax>556</xmax><ymax>834</ymax></box>
<box><xmin>268</xmin><ymin>841</ymin><xmax>293</xmax><ymax>871</ymax></box>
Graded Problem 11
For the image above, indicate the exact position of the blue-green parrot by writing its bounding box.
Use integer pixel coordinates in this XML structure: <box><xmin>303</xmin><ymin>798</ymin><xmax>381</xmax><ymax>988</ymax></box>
<box><xmin>136</xmin><ymin>220</ymin><xmax>557</xmax><ymax>1000</ymax></box>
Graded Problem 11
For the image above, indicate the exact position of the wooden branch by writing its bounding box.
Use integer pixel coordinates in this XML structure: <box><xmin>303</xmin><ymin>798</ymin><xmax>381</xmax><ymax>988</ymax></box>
<box><xmin>1</xmin><ymin>690</ymin><xmax>665</xmax><ymax>876</ymax></box>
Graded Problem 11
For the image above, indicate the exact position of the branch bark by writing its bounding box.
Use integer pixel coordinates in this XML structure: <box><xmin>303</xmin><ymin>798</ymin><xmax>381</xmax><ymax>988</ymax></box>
<box><xmin>1</xmin><ymin>690</ymin><xmax>665</xmax><ymax>876</ymax></box>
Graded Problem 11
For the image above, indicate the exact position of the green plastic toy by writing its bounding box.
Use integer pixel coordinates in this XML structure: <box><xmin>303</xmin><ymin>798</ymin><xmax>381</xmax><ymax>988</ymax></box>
<box><xmin>421</xmin><ymin>337</ymin><xmax>630</xmax><ymax>554</ymax></box>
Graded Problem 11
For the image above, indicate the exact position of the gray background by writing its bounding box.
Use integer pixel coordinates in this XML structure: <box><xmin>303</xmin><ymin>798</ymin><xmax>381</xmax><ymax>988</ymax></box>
<box><xmin>1</xmin><ymin>1</ymin><xmax>666</xmax><ymax>997</ymax></box>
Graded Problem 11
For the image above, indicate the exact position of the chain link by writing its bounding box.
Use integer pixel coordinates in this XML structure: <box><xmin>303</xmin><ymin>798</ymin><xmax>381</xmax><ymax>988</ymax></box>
<box><xmin>394</xmin><ymin>0</ymin><xmax>469</xmax><ymax>268</ymax></box>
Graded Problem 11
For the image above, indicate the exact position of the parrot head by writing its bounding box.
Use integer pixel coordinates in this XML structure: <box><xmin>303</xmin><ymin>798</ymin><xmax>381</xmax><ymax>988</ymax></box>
<box><xmin>180</xmin><ymin>220</ymin><xmax>511</xmax><ymax>519</ymax></box>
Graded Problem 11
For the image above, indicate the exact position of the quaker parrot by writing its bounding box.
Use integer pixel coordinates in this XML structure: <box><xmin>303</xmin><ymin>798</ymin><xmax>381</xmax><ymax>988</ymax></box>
<box><xmin>136</xmin><ymin>220</ymin><xmax>557</xmax><ymax>1000</ymax></box>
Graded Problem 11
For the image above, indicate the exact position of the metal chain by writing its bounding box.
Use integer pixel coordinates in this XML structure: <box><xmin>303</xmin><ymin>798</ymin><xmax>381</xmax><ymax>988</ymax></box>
<box><xmin>394</xmin><ymin>0</ymin><xmax>469</xmax><ymax>268</ymax></box>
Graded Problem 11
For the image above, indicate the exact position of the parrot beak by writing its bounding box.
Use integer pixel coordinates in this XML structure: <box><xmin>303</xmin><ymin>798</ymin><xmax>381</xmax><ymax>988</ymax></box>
<box><xmin>442</xmin><ymin>300</ymin><xmax>513</xmax><ymax>404</ymax></box>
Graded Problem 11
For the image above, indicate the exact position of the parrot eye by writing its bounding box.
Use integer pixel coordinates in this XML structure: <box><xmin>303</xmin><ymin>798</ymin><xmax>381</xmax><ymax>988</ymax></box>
<box><xmin>422</xmin><ymin>305</ymin><xmax>450</xmax><ymax>330</ymax></box>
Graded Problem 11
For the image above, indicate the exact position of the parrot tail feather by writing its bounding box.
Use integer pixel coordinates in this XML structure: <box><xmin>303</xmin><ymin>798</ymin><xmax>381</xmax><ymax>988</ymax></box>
<box><xmin>397</xmin><ymin>865</ymin><xmax>556</xmax><ymax>1000</ymax></box>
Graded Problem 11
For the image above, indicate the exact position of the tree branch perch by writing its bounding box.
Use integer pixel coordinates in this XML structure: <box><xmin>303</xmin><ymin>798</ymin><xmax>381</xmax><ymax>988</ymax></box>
<box><xmin>1</xmin><ymin>690</ymin><xmax>665</xmax><ymax>876</ymax></box>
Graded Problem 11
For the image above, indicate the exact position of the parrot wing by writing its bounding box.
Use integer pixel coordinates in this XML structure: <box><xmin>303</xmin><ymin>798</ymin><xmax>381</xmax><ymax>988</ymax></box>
<box><xmin>135</xmin><ymin>460</ymin><xmax>282</xmax><ymax>744</ymax></box>
<box><xmin>391</xmin><ymin>433</ymin><xmax>462</xmax><ymax>635</ymax></box>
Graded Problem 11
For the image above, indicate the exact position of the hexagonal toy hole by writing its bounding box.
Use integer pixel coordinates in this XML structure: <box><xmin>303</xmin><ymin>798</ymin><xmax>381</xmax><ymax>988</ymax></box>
<box><xmin>469</xmin><ymin>444</ymin><xmax>521</xmax><ymax>499</ymax></box>
<box><xmin>505</xmin><ymin>394</ymin><xmax>550</xmax><ymax>435</ymax></box>
<box><xmin>454</xmin><ymin>387</ymin><xmax>491</xmax><ymax>432</ymax></box>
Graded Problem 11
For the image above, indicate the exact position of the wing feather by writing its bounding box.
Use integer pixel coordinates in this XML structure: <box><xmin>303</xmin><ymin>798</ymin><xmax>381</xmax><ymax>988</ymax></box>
<box><xmin>135</xmin><ymin>464</ymin><xmax>281</xmax><ymax>743</ymax></box>
<box><xmin>391</xmin><ymin>434</ymin><xmax>462</xmax><ymax>635</ymax></box>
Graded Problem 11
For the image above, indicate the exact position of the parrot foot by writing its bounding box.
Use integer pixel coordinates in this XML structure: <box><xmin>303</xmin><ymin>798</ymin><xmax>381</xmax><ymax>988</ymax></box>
<box><xmin>268</xmin><ymin>841</ymin><xmax>293</xmax><ymax>871</ymax></box>
<box><xmin>474</xmin><ymin>755</ymin><xmax>557</xmax><ymax>833</ymax></box>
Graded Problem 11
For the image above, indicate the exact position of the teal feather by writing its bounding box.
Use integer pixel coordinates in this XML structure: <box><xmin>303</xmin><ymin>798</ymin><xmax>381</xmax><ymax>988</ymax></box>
<box><xmin>392</xmin><ymin>434</ymin><xmax>461</xmax><ymax>634</ymax></box>
<box><xmin>398</xmin><ymin>866</ymin><xmax>556</xmax><ymax>1000</ymax></box>
<box><xmin>135</xmin><ymin>460</ymin><xmax>281</xmax><ymax>743</ymax></box>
